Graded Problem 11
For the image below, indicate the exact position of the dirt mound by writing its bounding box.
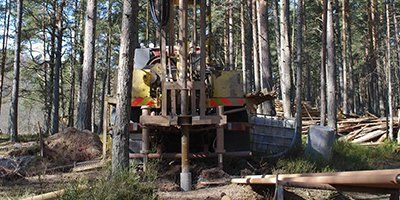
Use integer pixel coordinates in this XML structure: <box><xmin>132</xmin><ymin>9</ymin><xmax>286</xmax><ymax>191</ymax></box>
<box><xmin>44</xmin><ymin>128</ymin><xmax>102</xmax><ymax>164</ymax></box>
<box><xmin>196</xmin><ymin>168</ymin><xmax>231</xmax><ymax>189</ymax></box>
<box><xmin>158</xmin><ymin>184</ymin><xmax>264</xmax><ymax>200</ymax></box>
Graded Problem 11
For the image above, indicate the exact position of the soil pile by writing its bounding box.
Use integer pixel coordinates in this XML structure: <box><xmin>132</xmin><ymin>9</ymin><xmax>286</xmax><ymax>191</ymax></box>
<box><xmin>44</xmin><ymin>127</ymin><xmax>102</xmax><ymax>164</ymax></box>
<box><xmin>196</xmin><ymin>168</ymin><xmax>231</xmax><ymax>189</ymax></box>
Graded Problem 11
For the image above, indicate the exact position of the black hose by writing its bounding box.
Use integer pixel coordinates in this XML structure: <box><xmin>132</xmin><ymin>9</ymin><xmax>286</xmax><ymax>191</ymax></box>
<box><xmin>149</xmin><ymin>0</ymin><xmax>170</xmax><ymax>27</ymax></box>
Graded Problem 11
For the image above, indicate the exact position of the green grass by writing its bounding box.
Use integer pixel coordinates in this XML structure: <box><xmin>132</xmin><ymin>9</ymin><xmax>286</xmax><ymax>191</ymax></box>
<box><xmin>61</xmin><ymin>162</ymin><xmax>158</xmax><ymax>200</ymax></box>
<box><xmin>271</xmin><ymin>140</ymin><xmax>400</xmax><ymax>174</ymax></box>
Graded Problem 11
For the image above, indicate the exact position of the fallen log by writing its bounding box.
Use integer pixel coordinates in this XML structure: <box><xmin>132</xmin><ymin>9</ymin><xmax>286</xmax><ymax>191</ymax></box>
<box><xmin>352</xmin><ymin>130</ymin><xmax>386</xmax><ymax>143</ymax></box>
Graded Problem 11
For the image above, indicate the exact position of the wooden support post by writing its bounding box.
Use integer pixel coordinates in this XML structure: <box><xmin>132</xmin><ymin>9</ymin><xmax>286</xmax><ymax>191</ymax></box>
<box><xmin>141</xmin><ymin>106</ymin><xmax>151</xmax><ymax>171</ymax></box>
<box><xmin>216</xmin><ymin>106</ymin><xmax>225</xmax><ymax>168</ymax></box>
<box><xmin>199</xmin><ymin>0</ymin><xmax>206</xmax><ymax>117</ymax></box>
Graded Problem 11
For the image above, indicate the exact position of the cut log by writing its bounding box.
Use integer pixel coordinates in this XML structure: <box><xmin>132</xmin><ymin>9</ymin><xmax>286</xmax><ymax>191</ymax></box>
<box><xmin>352</xmin><ymin>130</ymin><xmax>385</xmax><ymax>143</ymax></box>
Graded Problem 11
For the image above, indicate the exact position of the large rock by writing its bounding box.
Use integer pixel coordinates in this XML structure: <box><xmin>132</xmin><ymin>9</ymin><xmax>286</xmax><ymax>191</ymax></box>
<box><xmin>306</xmin><ymin>125</ymin><xmax>335</xmax><ymax>160</ymax></box>
<box><xmin>44</xmin><ymin>127</ymin><xmax>102</xmax><ymax>164</ymax></box>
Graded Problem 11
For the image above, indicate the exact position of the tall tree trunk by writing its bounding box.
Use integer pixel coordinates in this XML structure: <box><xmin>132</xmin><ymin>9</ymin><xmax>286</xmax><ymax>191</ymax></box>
<box><xmin>111</xmin><ymin>0</ymin><xmax>138</xmax><ymax>175</ymax></box>
<box><xmin>279</xmin><ymin>0</ymin><xmax>292</xmax><ymax>118</ymax></box>
<box><xmin>368</xmin><ymin>0</ymin><xmax>381</xmax><ymax>115</ymax></box>
<box><xmin>47</xmin><ymin>1</ymin><xmax>56</xmax><ymax>135</ymax></box>
<box><xmin>42</xmin><ymin>0</ymin><xmax>49</xmax><ymax>133</ymax></box>
<box><xmin>98</xmin><ymin>0</ymin><xmax>113</xmax><ymax>134</ymax></box>
<box><xmin>385</xmin><ymin>1</ymin><xmax>393</xmax><ymax>141</ymax></box>
<box><xmin>8</xmin><ymin>0</ymin><xmax>23</xmax><ymax>142</ymax></box>
<box><xmin>77</xmin><ymin>0</ymin><xmax>85</xmax><ymax>107</ymax></box>
<box><xmin>228</xmin><ymin>0</ymin><xmax>234</xmax><ymax>70</ymax></box>
<box><xmin>392</xmin><ymin>1</ymin><xmax>400</xmax><ymax>142</ymax></box>
<box><xmin>335</xmin><ymin>0</ymin><xmax>343</xmax><ymax>108</ymax></box>
<box><xmin>68</xmin><ymin>0</ymin><xmax>79</xmax><ymax>127</ymax></box>
<box><xmin>252</xmin><ymin>0</ymin><xmax>260</xmax><ymax>94</ymax></box>
<box><xmin>0</xmin><ymin>0</ymin><xmax>10</xmax><ymax>114</ymax></box>
<box><xmin>348</xmin><ymin>11</ymin><xmax>355</xmax><ymax>113</ymax></box>
<box><xmin>224</xmin><ymin>0</ymin><xmax>229</xmax><ymax>69</ymax></box>
<box><xmin>241</xmin><ymin>1</ymin><xmax>252</xmax><ymax>94</ymax></box>
<box><xmin>341</xmin><ymin>0</ymin><xmax>348</xmax><ymax>115</ymax></box>
<box><xmin>294</xmin><ymin>0</ymin><xmax>304</xmax><ymax>145</ymax></box>
<box><xmin>258</xmin><ymin>0</ymin><xmax>275</xmax><ymax>115</ymax></box>
<box><xmin>327</xmin><ymin>0</ymin><xmax>337</xmax><ymax>131</ymax></box>
<box><xmin>76</xmin><ymin>0</ymin><xmax>97</xmax><ymax>130</ymax></box>
<box><xmin>320</xmin><ymin>0</ymin><xmax>327</xmax><ymax>125</ymax></box>
<box><xmin>52</xmin><ymin>0</ymin><xmax>65</xmax><ymax>135</ymax></box>
<box><xmin>273</xmin><ymin>0</ymin><xmax>280</xmax><ymax>73</ymax></box>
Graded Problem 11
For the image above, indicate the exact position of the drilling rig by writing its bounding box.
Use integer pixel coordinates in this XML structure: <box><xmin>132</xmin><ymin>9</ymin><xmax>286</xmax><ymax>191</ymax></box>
<box><xmin>103</xmin><ymin>0</ymin><xmax>297</xmax><ymax>192</ymax></box>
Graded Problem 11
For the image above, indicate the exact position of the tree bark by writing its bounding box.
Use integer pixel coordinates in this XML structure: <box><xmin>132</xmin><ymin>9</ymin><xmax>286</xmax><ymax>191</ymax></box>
<box><xmin>320</xmin><ymin>0</ymin><xmax>327</xmax><ymax>125</ymax></box>
<box><xmin>228</xmin><ymin>0</ymin><xmax>234</xmax><ymax>70</ymax></box>
<box><xmin>341</xmin><ymin>0</ymin><xmax>349</xmax><ymax>115</ymax></box>
<box><xmin>111</xmin><ymin>0</ymin><xmax>138</xmax><ymax>175</ymax></box>
<box><xmin>326</xmin><ymin>0</ymin><xmax>337</xmax><ymax>131</ymax></box>
<box><xmin>8</xmin><ymin>0</ymin><xmax>23</xmax><ymax>142</ymax></box>
<box><xmin>385</xmin><ymin>1</ymin><xmax>393</xmax><ymax>141</ymax></box>
<box><xmin>98</xmin><ymin>0</ymin><xmax>113</xmax><ymax>134</ymax></box>
<box><xmin>76</xmin><ymin>0</ymin><xmax>97</xmax><ymax>130</ymax></box>
<box><xmin>241</xmin><ymin>1</ymin><xmax>253</xmax><ymax>94</ymax></box>
<box><xmin>52</xmin><ymin>0</ymin><xmax>65</xmax><ymax>135</ymax></box>
<box><xmin>68</xmin><ymin>0</ymin><xmax>80</xmax><ymax>128</ymax></box>
<box><xmin>0</xmin><ymin>0</ymin><xmax>10</xmax><ymax>115</ymax></box>
<box><xmin>258</xmin><ymin>0</ymin><xmax>275</xmax><ymax>116</ymax></box>
<box><xmin>252</xmin><ymin>0</ymin><xmax>260</xmax><ymax>95</ymax></box>
<box><xmin>279</xmin><ymin>0</ymin><xmax>292</xmax><ymax>118</ymax></box>
<box><xmin>294</xmin><ymin>0</ymin><xmax>304</xmax><ymax>145</ymax></box>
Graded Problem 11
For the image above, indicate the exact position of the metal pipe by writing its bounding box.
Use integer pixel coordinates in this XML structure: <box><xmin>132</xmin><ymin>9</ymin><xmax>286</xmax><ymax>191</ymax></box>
<box><xmin>232</xmin><ymin>170</ymin><xmax>400</xmax><ymax>188</ymax></box>
<box><xmin>129</xmin><ymin>151</ymin><xmax>252</xmax><ymax>159</ymax></box>
<box><xmin>216</xmin><ymin>106</ymin><xmax>225</xmax><ymax>168</ymax></box>
<box><xmin>245</xmin><ymin>169</ymin><xmax>400</xmax><ymax>179</ymax></box>
<box><xmin>178</xmin><ymin>0</ymin><xmax>190</xmax><ymax>192</ymax></box>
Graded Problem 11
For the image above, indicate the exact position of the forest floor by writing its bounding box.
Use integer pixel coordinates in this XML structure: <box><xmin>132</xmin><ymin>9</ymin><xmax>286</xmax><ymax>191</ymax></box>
<box><xmin>0</xmin><ymin>132</ymin><xmax>399</xmax><ymax>199</ymax></box>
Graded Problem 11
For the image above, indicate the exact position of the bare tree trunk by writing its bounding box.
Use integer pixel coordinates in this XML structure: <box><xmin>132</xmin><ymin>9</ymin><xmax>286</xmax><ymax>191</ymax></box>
<box><xmin>252</xmin><ymin>0</ymin><xmax>260</xmax><ymax>94</ymax></box>
<box><xmin>385</xmin><ymin>1</ymin><xmax>393</xmax><ymax>141</ymax></box>
<box><xmin>294</xmin><ymin>0</ymin><xmax>304</xmax><ymax>145</ymax></box>
<box><xmin>348</xmin><ymin>9</ymin><xmax>355</xmax><ymax>113</ymax></box>
<box><xmin>392</xmin><ymin>1</ymin><xmax>400</xmax><ymax>142</ymax></box>
<box><xmin>8</xmin><ymin>0</ymin><xmax>23</xmax><ymax>142</ymax></box>
<box><xmin>279</xmin><ymin>0</ymin><xmax>292</xmax><ymax>118</ymax></box>
<box><xmin>258</xmin><ymin>0</ymin><xmax>275</xmax><ymax>115</ymax></box>
<box><xmin>327</xmin><ymin>0</ymin><xmax>337</xmax><ymax>131</ymax></box>
<box><xmin>335</xmin><ymin>0</ymin><xmax>343</xmax><ymax>109</ymax></box>
<box><xmin>320</xmin><ymin>0</ymin><xmax>327</xmax><ymax>125</ymax></box>
<box><xmin>224</xmin><ymin>0</ymin><xmax>229</xmax><ymax>69</ymax></box>
<box><xmin>111</xmin><ymin>0</ymin><xmax>138</xmax><ymax>175</ymax></box>
<box><xmin>341</xmin><ymin>0</ymin><xmax>349</xmax><ymax>115</ymax></box>
<box><xmin>42</xmin><ymin>0</ymin><xmax>49</xmax><ymax>133</ymax></box>
<box><xmin>68</xmin><ymin>0</ymin><xmax>80</xmax><ymax>128</ymax></box>
<box><xmin>52</xmin><ymin>0</ymin><xmax>65</xmax><ymax>135</ymax></box>
<box><xmin>98</xmin><ymin>0</ymin><xmax>112</xmax><ymax>134</ymax></box>
<box><xmin>0</xmin><ymin>0</ymin><xmax>10</xmax><ymax>114</ymax></box>
<box><xmin>272</xmin><ymin>0</ymin><xmax>280</xmax><ymax>72</ymax></box>
<box><xmin>228</xmin><ymin>0</ymin><xmax>234</xmax><ymax>70</ymax></box>
<box><xmin>76</xmin><ymin>0</ymin><xmax>85</xmax><ymax>110</ymax></box>
<box><xmin>76</xmin><ymin>0</ymin><xmax>97</xmax><ymax>130</ymax></box>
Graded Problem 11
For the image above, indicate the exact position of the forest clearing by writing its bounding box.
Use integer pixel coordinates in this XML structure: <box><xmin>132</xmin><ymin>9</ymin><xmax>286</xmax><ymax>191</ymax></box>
<box><xmin>1</xmin><ymin>0</ymin><xmax>400</xmax><ymax>199</ymax></box>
